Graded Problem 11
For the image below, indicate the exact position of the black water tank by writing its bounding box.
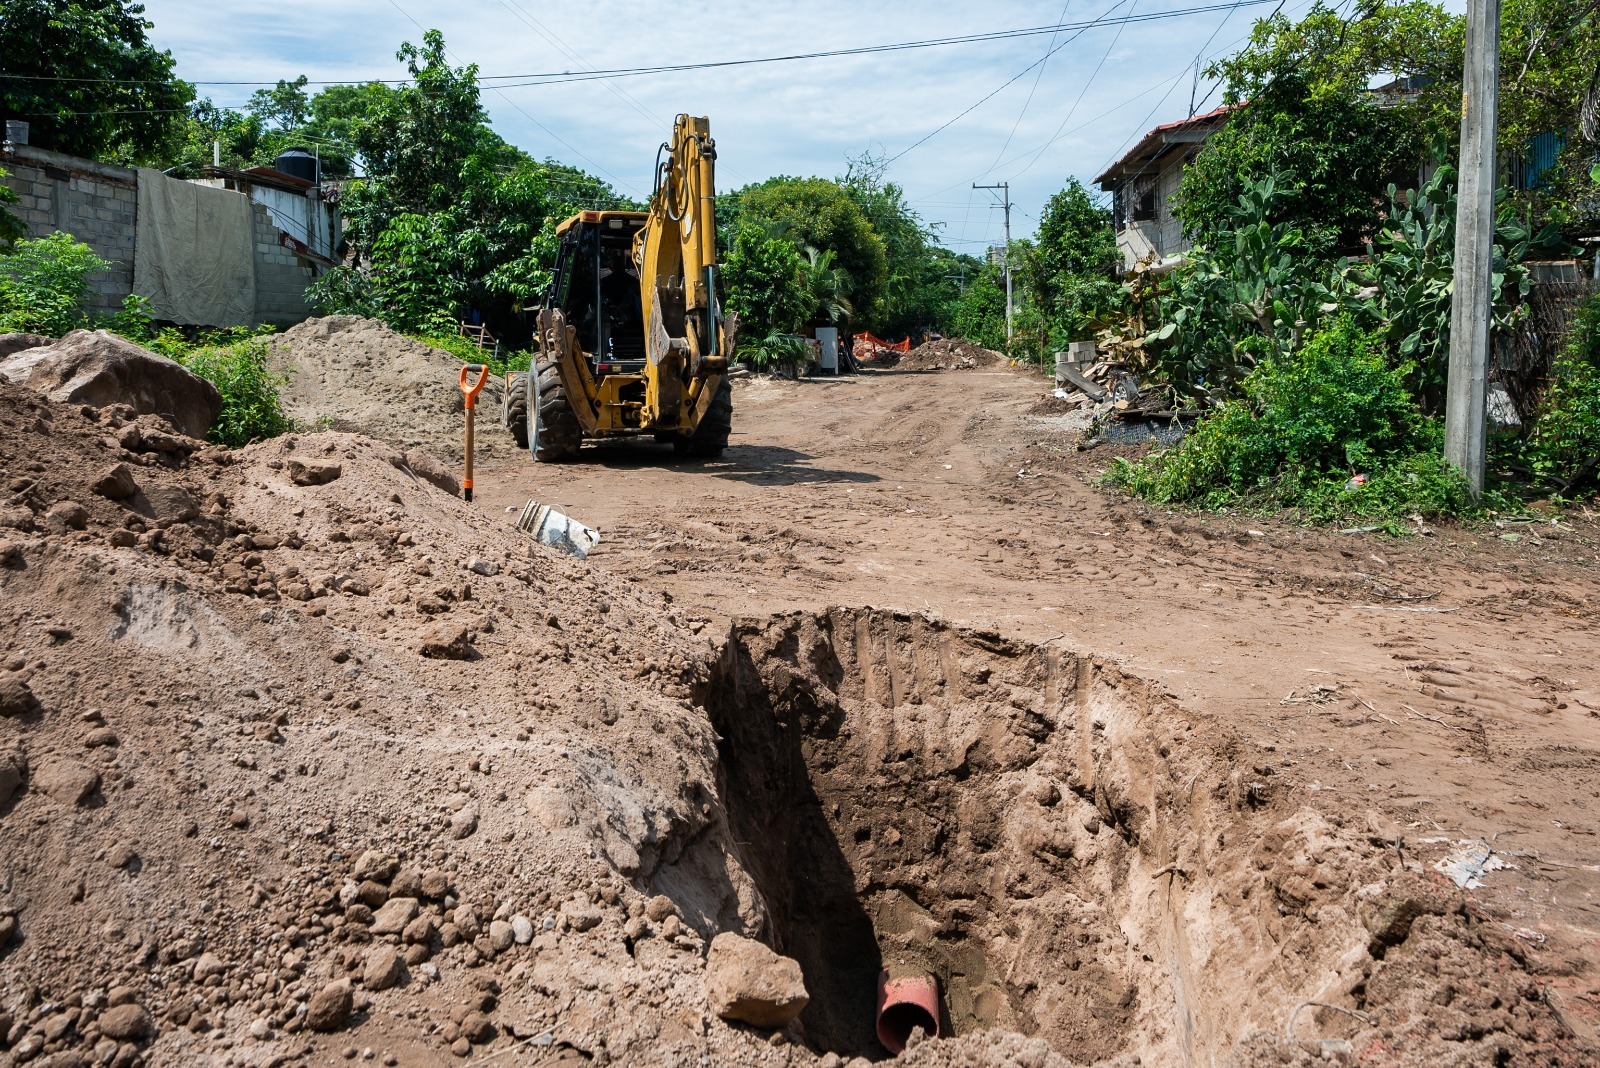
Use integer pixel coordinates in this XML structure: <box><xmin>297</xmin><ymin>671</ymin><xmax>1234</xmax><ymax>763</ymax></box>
<box><xmin>274</xmin><ymin>148</ymin><xmax>318</xmax><ymax>184</ymax></box>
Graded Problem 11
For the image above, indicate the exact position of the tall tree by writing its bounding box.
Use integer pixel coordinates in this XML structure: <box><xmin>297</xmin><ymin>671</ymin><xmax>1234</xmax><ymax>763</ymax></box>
<box><xmin>0</xmin><ymin>0</ymin><xmax>193</xmax><ymax>163</ymax></box>
<box><xmin>1036</xmin><ymin>178</ymin><xmax>1117</xmax><ymax>278</ymax></box>
<box><xmin>247</xmin><ymin>76</ymin><xmax>311</xmax><ymax>133</ymax></box>
<box><xmin>730</xmin><ymin>176</ymin><xmax>887</xmax><ymax>325</ymax></box>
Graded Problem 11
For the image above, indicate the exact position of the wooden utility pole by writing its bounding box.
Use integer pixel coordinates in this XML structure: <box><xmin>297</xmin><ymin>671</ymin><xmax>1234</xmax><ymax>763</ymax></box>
<box><xmin>1444</xmin><ymin>0</ymin><xmax>1501</xmax><ymax>498</ymax></box>
<box><xmin>975</xmin><ymin>182</ymin><xmax>1014</xmax><ymax>341</ymax></box>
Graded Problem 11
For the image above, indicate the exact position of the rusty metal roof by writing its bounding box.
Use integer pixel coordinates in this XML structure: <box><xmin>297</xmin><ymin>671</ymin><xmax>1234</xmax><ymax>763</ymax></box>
<box><xmin>1094</xmin><ymin>104</ymin><xmax>1234</xmax><ymax>188</ymax></box>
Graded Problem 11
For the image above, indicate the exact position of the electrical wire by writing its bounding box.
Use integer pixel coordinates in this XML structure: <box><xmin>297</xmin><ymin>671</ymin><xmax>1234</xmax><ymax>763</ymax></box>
<box><xmin>0</xmin><ymin>1</ymin><xmax>1282</xmax><ymax>90</ymax></box>
<box><xmin>379</xmin><ymin>0</ymin><xmax>641</xmax><ymax>196</ymax></box>
<box><xmin>1006</xmin><ymin>0</ymin><xmax>1143</xmax><ymax>183</ymax></box>
<box><xmin>984</xmin><ymin>0</ymin><xmax>1077</xmax><ymax>172</ymax></box>
<box><xmin>885</xmin><ymin>0</ymin><xmax>1142</xmax><ymax>165</ymax></box>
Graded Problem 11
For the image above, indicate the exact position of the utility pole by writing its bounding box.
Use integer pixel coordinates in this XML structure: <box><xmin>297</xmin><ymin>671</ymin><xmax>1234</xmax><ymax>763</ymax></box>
<box><xmin>974</xmin><ymin>182</ymin><xmax>1013</xmax><ymax>342</ymax></box>
<box><xmin>1444</xmin><ymin>0</ymin><xmax>1501</xmax><ymax>498</ymax></box>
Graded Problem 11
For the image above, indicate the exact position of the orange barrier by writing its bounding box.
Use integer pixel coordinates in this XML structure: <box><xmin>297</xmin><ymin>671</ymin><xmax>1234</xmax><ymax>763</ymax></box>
<box><xmin>854</xmin><ymin>331</ymin><xmax>911</xmax><ymax>356</ymax></box>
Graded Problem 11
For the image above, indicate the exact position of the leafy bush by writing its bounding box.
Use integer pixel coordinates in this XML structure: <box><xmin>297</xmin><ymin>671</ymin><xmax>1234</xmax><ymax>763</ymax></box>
<box><xmin>1515</xmin><ymin>294</ymin><xmax>1600</xmax><ymax>496</ymax></box>
<box><xmin>179</xmin><ymin>338</ymin><xmax>291</xmax><ymax>447</ymax></box>
<box><xmin>740</xmin><ymin>332</ymin><xmax>810</xmax><ymax>375</ymax></box>
<box><xmin>0</xmin><ymin>232</ymin><xmax>110</xmax><ymax>334</ymax></box>
<box><xmin>0</xmin><ymin>167</ymin><xmax>27</xmax><ymax>248</ymax></box>
<box><xmin>1110</xmin><ymin>319</ymin><xmax>1473</xmax><ymax>524</ymax></box>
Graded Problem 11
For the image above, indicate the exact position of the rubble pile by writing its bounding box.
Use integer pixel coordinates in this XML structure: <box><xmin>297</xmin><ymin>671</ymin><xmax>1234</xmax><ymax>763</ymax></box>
<box><xmin>891</xmin><ymin>338</ymin><xmax>1004</xmax><ymax>371</ymax></box>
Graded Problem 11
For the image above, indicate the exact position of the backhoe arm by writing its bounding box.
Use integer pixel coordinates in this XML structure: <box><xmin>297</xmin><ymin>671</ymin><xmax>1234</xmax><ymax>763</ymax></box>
<box><xmin>636</xmin><ymin>115</ymin><xmax>729</xmax><ymax>422</ymax></box>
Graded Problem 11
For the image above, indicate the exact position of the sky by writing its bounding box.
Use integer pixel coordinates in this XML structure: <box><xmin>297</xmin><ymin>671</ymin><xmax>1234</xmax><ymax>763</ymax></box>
<box><xmin>139</xmin><ymin>0</ymin><xmax>1368</xmax><ymax>255</ymax></box>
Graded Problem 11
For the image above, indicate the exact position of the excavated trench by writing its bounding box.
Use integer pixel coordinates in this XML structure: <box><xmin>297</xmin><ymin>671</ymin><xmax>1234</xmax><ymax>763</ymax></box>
<box><xmin>698</xmin><ymin>608</ymin><xmax>1388</xmax><ymax>1064</ymax></box>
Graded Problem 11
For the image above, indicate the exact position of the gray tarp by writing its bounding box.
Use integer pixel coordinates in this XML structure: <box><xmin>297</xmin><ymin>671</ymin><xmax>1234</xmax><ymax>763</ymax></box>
<box><xmin>134</xmin><ymin>169</ymin><xmax>256</xmax><ymax>326</ymax></box>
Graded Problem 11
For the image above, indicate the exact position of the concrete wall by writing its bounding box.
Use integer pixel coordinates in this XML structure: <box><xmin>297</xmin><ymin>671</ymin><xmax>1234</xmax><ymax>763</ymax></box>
<box><xmin>250</xmin><ymin>202</ymin><xmax>315</xmax><ymax>326</ymax></box>
<box><xmin>2</xmin><ymin>145</ymin><xmax>137</xmax><ymax>315</ymax></box>
<box><xmin>2</xmin><ymin>144</ymin><xmax>319</xmax><ymax>327</ymax></box>
<box><xmin>1116</xmin><ymin>161</ymin><xmax>1190</xmax><ymax>272</ymax></box>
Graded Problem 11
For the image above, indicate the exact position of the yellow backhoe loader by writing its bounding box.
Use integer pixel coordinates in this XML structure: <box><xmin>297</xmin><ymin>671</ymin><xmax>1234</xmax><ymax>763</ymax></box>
<box><xmin>503</xmin><ymin>115</ymin><xmax>736</xmax><ymax>460</ymax></box>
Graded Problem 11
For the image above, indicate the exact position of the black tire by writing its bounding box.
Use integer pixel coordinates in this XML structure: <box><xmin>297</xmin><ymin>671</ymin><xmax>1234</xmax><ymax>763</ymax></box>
<box><xmin>674</xmin><ymin>376</ymin><xmax>732</xmax><ymax>458</ymax></box>
<box><xmin>531</xmin><ymin>356</ymin><xmax>582</xmax><ymax>462</ymax></box>
<box><xmin>503</xmin><ymin>371</ymin><xmax>529</xmax><ymax>449</ymax></box>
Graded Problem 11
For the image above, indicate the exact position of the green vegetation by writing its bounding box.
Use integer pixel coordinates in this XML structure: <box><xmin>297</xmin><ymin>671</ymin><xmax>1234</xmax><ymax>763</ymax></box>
<box><xmin>179</xmin><ymin>337</ymin><xmax>292</xmax><ymax>447</ymax></box>
<box><xmin>1510</xmin><ymin>295</ymin><xmax>1600</xmax><ymax>497</ymax></box>
<box><xmin>0</xmin><ymin>1</ymin><xmax>191</xmax><ymax>165</ymax></box>
<box><xmin>1109</xmin><ymin>321</ymin><xmax>1473</xmax><ymax>527</ymax></box>
<box><xmin>0</xmin><ymin>232</ymin><xmax>111</xmax><ymax>334</ymax></box>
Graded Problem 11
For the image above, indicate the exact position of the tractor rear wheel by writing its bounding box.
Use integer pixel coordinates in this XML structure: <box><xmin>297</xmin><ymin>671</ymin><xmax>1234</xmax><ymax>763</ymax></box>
<box><xmin>531</xmin><ymin>356</ymin><xmax>582</xmax><ymax>462</ymax></box>
<box><xmin>503</xmin><ymin>372</ymin><xmax>529</xmax><ymax>449</ymax></box>
<box><xmin>674</xmin><ymin>376</ymin><xmax>732</xmax><ymax>458</ymax></box>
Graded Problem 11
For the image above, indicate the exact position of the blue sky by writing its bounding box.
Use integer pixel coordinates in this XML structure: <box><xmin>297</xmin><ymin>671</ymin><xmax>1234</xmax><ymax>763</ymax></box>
<box><xmin>139</xmin><ymin>0</ymin><xmax>1415</xmax><ymax>253</ymax></box>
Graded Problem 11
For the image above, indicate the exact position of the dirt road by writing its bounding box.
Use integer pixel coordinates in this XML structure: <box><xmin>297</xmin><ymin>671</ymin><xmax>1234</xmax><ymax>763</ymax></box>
<box><xmin>480</xmin><ymin>364</ymin><xmax>1600</xmax><ymax>1042</ymax></box>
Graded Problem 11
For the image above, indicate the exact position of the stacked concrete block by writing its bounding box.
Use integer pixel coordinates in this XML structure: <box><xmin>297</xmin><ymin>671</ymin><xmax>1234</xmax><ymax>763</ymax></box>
<box><xmin>1</xmin><ymin>146</ymin><xmax>137</xmax><ymax>315</ymax></box>
<box><xmin>250</xmin><ymin>202</ymin><xmax>315</xmax><ymax>326</ymax></box>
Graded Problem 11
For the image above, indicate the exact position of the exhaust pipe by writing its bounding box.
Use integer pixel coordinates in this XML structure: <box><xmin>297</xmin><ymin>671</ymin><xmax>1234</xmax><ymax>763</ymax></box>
<box><xmin>876</xmin><ymin>970</ymin><xmax>940</xmax><ymax>1054</ymax></box>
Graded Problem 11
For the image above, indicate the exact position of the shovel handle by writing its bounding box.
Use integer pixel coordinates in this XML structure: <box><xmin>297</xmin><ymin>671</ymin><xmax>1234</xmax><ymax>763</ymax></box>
<box><xmin>459</xmin><ymin>363</ymin><xmax>490</xmax><ymax>410</ymax></box>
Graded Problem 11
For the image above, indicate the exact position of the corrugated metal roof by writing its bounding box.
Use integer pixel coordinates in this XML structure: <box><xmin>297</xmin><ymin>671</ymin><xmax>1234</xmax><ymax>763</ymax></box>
<box><xmin>1095</xmin><ymin>104</ymin><xmax>1234</xmax><ymax>187</ymax></box>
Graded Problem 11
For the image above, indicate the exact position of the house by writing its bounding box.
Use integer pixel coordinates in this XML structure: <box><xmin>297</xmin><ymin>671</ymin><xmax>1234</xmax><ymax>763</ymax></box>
<box><xmin>1095</xmin><ymin>105</ymin><xmax>1232</xmax><ymax>273</ymax></box>
<box><xmin>1</xmin><ymin>133</ymin><xmax>338</xmax><ymax>327</ymax></box>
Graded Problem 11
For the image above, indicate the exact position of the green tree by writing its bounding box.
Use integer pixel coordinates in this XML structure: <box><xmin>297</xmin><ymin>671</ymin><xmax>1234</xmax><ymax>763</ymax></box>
<box><xmin>840</xmin><ymin>151</ymin><xmax>947</xmax><ymax>335</ymax></box>
<box><xmin>951</xmin><ymin>262</ymin><xmax>1008</xmax><ymax>352</ymax></box>
<box><xmin>0</xmin><ymin>0</ymin><xmax>193</xmax><ymax>164</ymax></box>
<box><xmin>722</xmin><ymin>224</ymin><xmax>809</xmax><ymax>338</ymax></box>
<box><xmin>247</xmin><ymin>76</ymin><xmax>311</xmax><ymax>133</ymax></box>
<box><xmin>730</xmin><ymin>177</ymin><xmax>886</xmax><ymax>324</ymax></box>
<box><xmin>1036</xmin><ymin>178</ymin><xmax>1117</xmax><ymax>279</ymax></box>
<box><xmin>1176</xmin><ymin>73</ymin><xmax>1428</xmax><ymax>253</ymax></box>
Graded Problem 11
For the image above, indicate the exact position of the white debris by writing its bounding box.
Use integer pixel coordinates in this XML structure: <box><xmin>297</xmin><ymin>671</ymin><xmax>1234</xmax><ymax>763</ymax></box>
<box><xmin>1433</xmin><ymin>839</ymin><xmax>1514</xmax><ymax>889</ymax></box>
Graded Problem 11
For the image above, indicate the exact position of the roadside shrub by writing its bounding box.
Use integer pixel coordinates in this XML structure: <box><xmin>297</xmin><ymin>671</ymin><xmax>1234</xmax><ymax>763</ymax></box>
<box><xmin>180</xmin><ymin>338</ymin><xmax>291</xmax><ymax>447</ymax></box>
<box><xmin>1516</xmin><ymin>294</ymin><xmax>1600</xmax><ymax>497</ymax></box>
<box><xmin>0</xmin><ymin>232</ymin><xmax>109</xmax><ymax>335</ymax></box>
<box><xmin>1110</xmin><ymin>319</ymin><xmax>1473</xmax><ymax>523</ymax></box>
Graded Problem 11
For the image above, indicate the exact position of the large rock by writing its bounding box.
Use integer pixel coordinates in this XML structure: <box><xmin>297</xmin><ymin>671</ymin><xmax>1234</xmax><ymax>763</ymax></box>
<box><xmin>305</xmin><ymin>979</ymin><xmax>353</xmax><ymax>1032</ymax></box>
<box><xmin>0</xmin><ymin>330</ymin><xmax>222</xmax><ymax>438</ymax></box>
<box><xmin>704</xmin><ymin>933</ymin><xmax>809</xmax><ymax>1029</ymax></box>
<box><xmin>0</xmin><ymin>333</ymin><xmax>51</xmax><ymax>360</ymax></box>
<box><xmin>31</xmin><ymin>757</ymin><xmax>99</xmax><ymax>806</ymax></box>
<box><xmin>97</xmin><ymin>1003</ymin><xmax>153</xmax><ymax>1041</ymax></box>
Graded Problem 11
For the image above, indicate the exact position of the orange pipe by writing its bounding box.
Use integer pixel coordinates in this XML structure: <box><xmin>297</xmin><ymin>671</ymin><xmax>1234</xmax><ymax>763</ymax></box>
<box><xmin>876</xmin><ymin>970</ymin><xmax>940</xmax><ymax>1053</ymax></box>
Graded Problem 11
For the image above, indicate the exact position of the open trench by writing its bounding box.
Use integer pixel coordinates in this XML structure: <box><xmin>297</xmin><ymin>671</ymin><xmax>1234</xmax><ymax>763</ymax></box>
<box><xmin>694</xmin><ymin>608</ymin><xmax>1395</xmax><ymax>1064</ymax></box>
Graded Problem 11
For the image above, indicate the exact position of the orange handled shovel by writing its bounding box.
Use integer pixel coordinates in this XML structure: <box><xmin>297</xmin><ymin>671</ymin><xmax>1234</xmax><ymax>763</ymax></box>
<box><xmin>459</xmin><ymin>363</ymin><xmax>490</xmax><ymax>503</ymax></box>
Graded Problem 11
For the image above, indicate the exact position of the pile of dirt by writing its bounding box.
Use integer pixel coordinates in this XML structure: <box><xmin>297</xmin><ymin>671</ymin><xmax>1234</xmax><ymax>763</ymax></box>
<box><xmin>269</xmin><ymin>316</ymin><xmax>510</xmax><ymax>465</ymax></box>
<box><xmin>893</xmin><ymin>338</ymin><xmax>1005</xmax><ymax>372</ymax></box>
<box><xmin>0</xmin><ymin>374</ymin><xmax>1586</xmax><ymax>1066</ymax></box>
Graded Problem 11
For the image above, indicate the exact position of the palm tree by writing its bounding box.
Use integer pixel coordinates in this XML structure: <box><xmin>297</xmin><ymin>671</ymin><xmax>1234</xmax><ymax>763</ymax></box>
<box><xmin>799</xmin><ymin>245</ymin><xmax>853</xmax><ymax>326</ymax></box>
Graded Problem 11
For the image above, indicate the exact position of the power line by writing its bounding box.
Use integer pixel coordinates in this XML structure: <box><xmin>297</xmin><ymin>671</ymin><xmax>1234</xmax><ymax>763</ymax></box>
<box><xmin>1007</xmin><ymin>0</ymin><xmax>1143</xmax><ymax>183</ymax></box>
<box><xmin>0</xmin><ymin>1</ymin><xmax>1282</xmax><ymax>90</ymax></box>
<box><xmin>884</xmin><ymin>0</ymin><xmax>1282</xmax><ymax>167</ymax></box>
<box><xmin>885</xmin><ymin>0</ymin><xmax>1140</xmax><ymax>165</ymax></box>
<box><xmin>984</xmin><ymin>0</ymin><xmax>1078</xmax><ymax>172</ymax></box>
<box><xmin>379</xmin><ymin>0</ymin><xmax>641</xmax><ymax>195</ymax></box>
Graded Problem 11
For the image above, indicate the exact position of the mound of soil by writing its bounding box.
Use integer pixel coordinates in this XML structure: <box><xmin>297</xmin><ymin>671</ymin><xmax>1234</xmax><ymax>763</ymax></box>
<box><xmin>0</xmin><ymin>375</ymin><xmax>1584</xmax><ymax>1066</ymax></box>
<box><xmin>894</xmin><ymin>338</ymin><xmax>1005</xmax><ymax>372</ymax></box>
<box><xmin>269</xmin><ymin>316</ymin><xmax>510</xmax><ymax>465</ymax></box>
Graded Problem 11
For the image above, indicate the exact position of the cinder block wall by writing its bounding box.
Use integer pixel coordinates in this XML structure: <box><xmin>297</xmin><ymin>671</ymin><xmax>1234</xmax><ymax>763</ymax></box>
<box><xmin>250</xmin><ymin>202</ymin><xmax>314</xmax><ymax>326</ymax></box>
<box><xmin>2</xmin><ymin>145</ymin><xmax>137</xmax><ymax>315</ymax></box>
